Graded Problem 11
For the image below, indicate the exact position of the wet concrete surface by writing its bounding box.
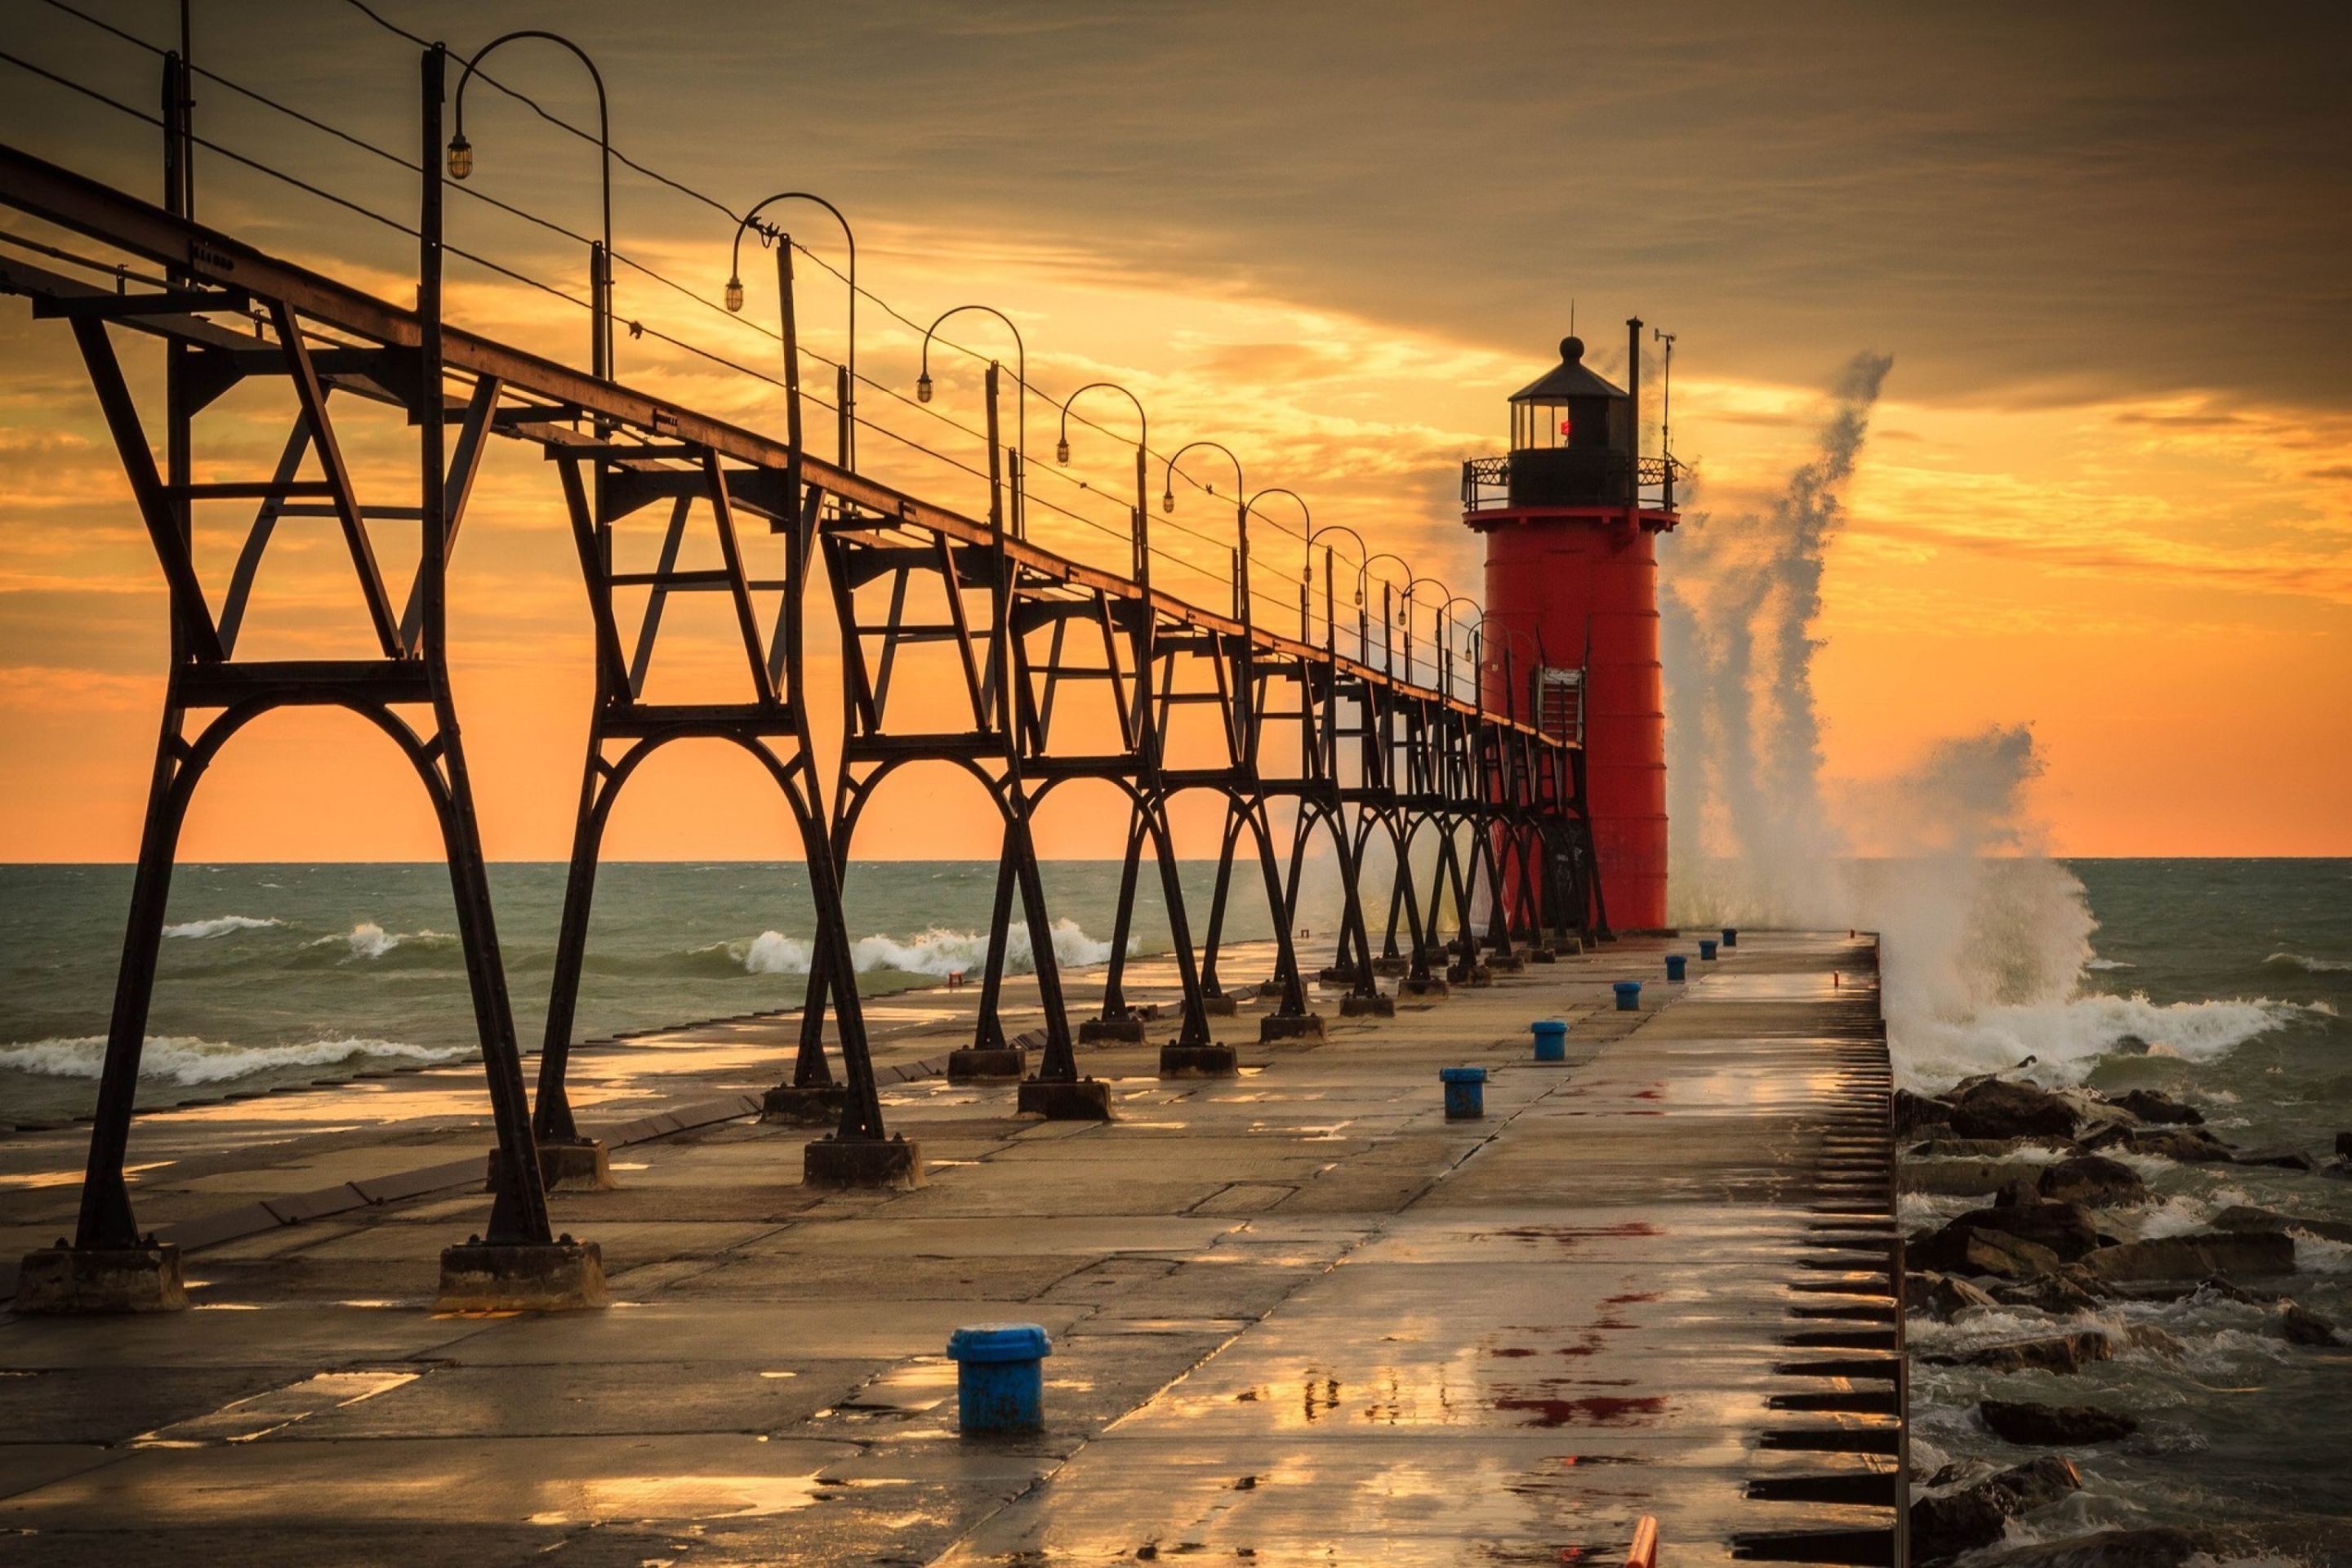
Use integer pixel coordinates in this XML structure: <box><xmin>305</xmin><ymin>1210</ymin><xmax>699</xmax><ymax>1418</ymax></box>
<box><xmin>0</xmin><ymin>933</ymin><xmax>1897</xmax><ymax>1565</ymax></box>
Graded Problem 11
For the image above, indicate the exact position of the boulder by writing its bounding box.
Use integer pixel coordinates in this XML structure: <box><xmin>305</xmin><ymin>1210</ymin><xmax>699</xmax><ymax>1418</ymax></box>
<box><xmin>1929</xmin><ymin>1330</ymin><xmax>2113</xmax><ymax>1374</ymax></box>
<box><xmin>1896</xmin><ymin>1088</ymin><xmax>1956</xmax><ymax>1135</ymax></box>
<box><xmin>2231</xmin><ymin>1145</ymin><xmax>2318</xmax><ymax>1172</ymax></box>
<box><xmin>1912</xmin><ymin>1457</ymin><xmax>2085</xmax><ymax>1565</ymax></box>
<box><xmin>2108</xmin><ymin>1035</ymin><xmax>2153</xmax><ymax>1055</ymax></box>
<box><xmin>1985</xmin><ymin>1454</ymin><xmax>2085</xmax><ymax>1513</ymax></box>
<box><xmin>1913</xmin><ymin>1200</ymin><xmax>2103</xmax><ymax>1268</ymax></box>
<box><xmin>1966</xmin><ymin>1231</ymin><xmax>2066</xmax><ymax>1280</ymax></box>
<box><xmin>1979</xmin><ymin>1398</ymin><xmax>2139</xmax><ymax>1445</ymax></box>
<box><xmin>2323</xmin><ymin>1158</ymin><xmax>2352</xmax><ymax>1182</ymax></box>
<box><xmin>1949</xmin><ymin>1079</ymin><xmax>2078</xmax><ymax>1140</ymax></box>
<box><xmin>2111</xmin><ymin>1088</ymin><xmax>2202</xmax><ymax>1125</ymax></box>
<box><xmin>2038</xmin><ymin>1154</ymin><xmax>2150</xmax><ymax>1207</ymax></box>
<box><xmin>2281</xmin><ymin>1302</ymin><xmax>2339</xmax><ymax>1346</ymax></box>
<box><xmin>1903</xmin><ymin>1159</ymin><xmax>2044</xmax><ymax>1197</ymax></box>
<box><xmin>2107</xmin><ymin>1128</ymin><xmax>2230</xmax><ymax>1165</ymax></box>
<box><xmin>1909</xmin><ymin>1486</ymin><xmax>2009</xmax><ymax>1564</ymax></box>
<box><xmin>2339</xmin><ymin>1130</ymin><xmax>2352</xmax><ymax>1158</ymax></box>
<box><xmin>1905</xmin><ymin>1268</ymin><xmax>2000</xmax><ymax>1320</ymax></box>
<box><xmin>1989</xmin><ymin>1269</ymin><xmax>2106</xmax><ymax>1315</ymax></box>
<box><xmin>2079</xmin><ymin>1229</ymin><xmax>2296</xmax><ymax>1283</ymax></box>
<box><xmin>1970</xmin><ymin>1527</ymin><xmax>2216</xmax><ymax>1568</ymax></box>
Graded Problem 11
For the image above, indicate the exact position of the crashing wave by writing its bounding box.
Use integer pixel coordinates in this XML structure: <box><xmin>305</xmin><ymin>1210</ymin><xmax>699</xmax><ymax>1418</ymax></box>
<box><xmin>162</xmin><ymin>915</ymin><xmax>283</xmax><ymax>939</ymax></box>
<box><xmin>2265</xmin><ymin>951</ymin><xmax>2351</xmax><ymax>973</ymax></box>
<box><xmin>0</xmin><ymin>1034</ymin><xmax>472</xmax><ymax>1085</ymax></box>
<box><xmin>307</xmin><ymin>922</ymin><xmax>452</xmax><ymax>960</ymax></box>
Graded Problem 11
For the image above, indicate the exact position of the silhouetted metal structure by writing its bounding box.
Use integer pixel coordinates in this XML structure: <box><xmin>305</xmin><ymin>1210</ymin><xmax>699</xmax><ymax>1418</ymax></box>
<box><xmin>0</xmin><ymin>42</ymin><xmax>1602</xmax><ymax>1306</ymax></box>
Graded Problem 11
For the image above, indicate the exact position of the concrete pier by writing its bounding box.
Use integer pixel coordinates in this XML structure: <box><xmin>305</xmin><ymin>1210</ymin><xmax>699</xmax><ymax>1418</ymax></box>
<box><xmin>0</xmin><ymin>933</ymin><xmax>1897</xmax><ymax>1565</ymax></box>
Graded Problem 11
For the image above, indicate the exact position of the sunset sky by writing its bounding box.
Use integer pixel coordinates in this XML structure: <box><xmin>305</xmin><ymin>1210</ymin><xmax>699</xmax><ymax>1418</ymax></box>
<box><xmin>1</xmin><ymin>0</ymin><xmax>2346</xmax><ymax>862</ymax></box>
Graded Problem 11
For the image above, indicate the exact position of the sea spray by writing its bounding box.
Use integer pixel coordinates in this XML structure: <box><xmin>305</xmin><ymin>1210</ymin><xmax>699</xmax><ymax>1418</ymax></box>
<box><xmin>1650</xmin><ymin>355</ymin><xmax>2233</xmax><ymax>1085</ymax></box>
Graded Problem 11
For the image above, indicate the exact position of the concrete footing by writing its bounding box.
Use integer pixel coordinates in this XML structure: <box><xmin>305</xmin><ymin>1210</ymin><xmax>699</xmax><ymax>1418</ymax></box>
<box><xmin>1258</xmin><ymin>1013</ymin><xmax>1328</xmax><ymax>1044</ymax></box>
<box><xmin>1317</xmin><ymin>965</ymin><xmax>1357</xmax><ymax>985</ymax></box>
<box><xmin>1199</xmin><ymin>994</ymin><xmax>1240</xmax><ymax>1017</ymax></box>
<box><xmin>1450</xmin><ymin>964</ymin><xmax>1494</xmax><ymax>987</ymax></box>
<box><xmin>1370</xmin><ymin>956</ymin><xmax>1411</xmax><ymax>978</ymax></box>
<box><xmin>947</xmin><ymin>1046</ymin><xmax>1027</xmax><ymax>1082</ymax></box>
<box><xmin>1159</xmin><ymin>1043</ymin><xmax>1238</xmax><ymax>1078</ymax></box>
<box><xmin>1254</xmin><ymin>978</ymin><xmax>1289</xmax><ymax>999</ymax></box>
<box><xmin>1486</xmin><ymin>953</ymin><xmax>1526</xmax><ymax>973</ymax></box>
<box><xmin>1017</xmin><ymin>1077</ymin><xmax>1114</xmax><ymax>1120</ymax></box>
<box><xmin>487</xmin><ymin>1138</ymin><xmax>614</xmax><ymax>1194</ymax></box>
<box><xmin>434</xmin><ymin>1237</ymin><xmax>607</xmax><ymax>1312</ymax></box>
<box><xmin>1400</xmin><ymin>976</ymin><xmax>1451</xmax><ymax>1000</ymax></box>
<box><xmin>1078</xmin><ymin>1018</ymin><xmax>1147</xmax><ymax>1045</ymax></box>
<box><xmin>803</xmin><ymin>1134</ymin><xmax>924</xmax><ymax>1189</ymax></box>
<box><xmin>1339</xmin><ymin>992</ymin><xmax>1396</xmax><ymax>1018</ymax></box>
<box><xmin>13</xmin><ymin>1242</ymin><xmax>187</xmax><ymax>1314</ymax></box>
<box><xmin>761</xmin><ymin>1083</ymin><xmax>848</xmax><ymax>1125</ymax></box>
<box><xmin>1526</xmin><ymin>946</ymin><xmax>1558</xmax><ymax>964</ymax></box>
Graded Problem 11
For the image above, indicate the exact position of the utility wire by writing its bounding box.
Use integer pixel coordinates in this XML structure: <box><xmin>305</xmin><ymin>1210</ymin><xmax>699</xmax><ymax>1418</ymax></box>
<box><xmin>0</xmin><ymin>26</ymin><xmax>1313</xmax><ymax>608</ymax></box>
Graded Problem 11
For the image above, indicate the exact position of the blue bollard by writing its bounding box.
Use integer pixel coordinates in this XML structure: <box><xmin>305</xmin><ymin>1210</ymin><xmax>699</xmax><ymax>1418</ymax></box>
<box><xmin>1531</xmin><ymin>1020</ymin><xmax>1568</xmax><ymax>1062</ymax></box>
<box><xmin>1614</xmin><ymin>980</ymin><xmax>1643</xmax><ymax>1012</ymax></box>
<box><xmin>947</xmin><ymin>1323</ymin><xmax>1052</xmax><ymax>1433</ymax></box>
<box><xmin>1441</xmin><ymin>1065</ymin><xmax>1487</xmax><ymax>1119</ymax></box>
<box><xmin>1721</xmin><ymin>927</ymin><xmax>1739</xmax><ymax>948</ymax></box>
<box><xmin>1699</xmin><ymin>938</ymin><xmax>1719</xmax><ymax>961</ymax></box>
<box><xmin>1665</xmin><ymin>954</ymin><xmax>1687</xmax><ymax>982</ymax></box>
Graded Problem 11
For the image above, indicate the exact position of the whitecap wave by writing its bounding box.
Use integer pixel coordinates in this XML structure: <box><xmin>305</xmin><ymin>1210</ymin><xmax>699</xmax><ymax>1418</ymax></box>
<box><xmin>162</xmin><ymin>915</ymin><xmax>283</xmax><ymax>939</ymax></box>
<box><xmin>2083</xmin><ymin>956</ymin><xmax>2133</xmax><ymax>971</ymax></box>
<box><xmin>2265</xmin><ymin>951</ymin><xmax>2350</xmax><ymax>973</ymax></box>
<box><xmin>1893</xmin><ymin>991</ymin><xmax>2294</xmax><ymax>1093</ymax></box>
<box><xmin>310</xmin><ymin>921</ymin><xmax>449</xmax><ymax>960</ymax></box>
<box><xmin>0</xmin><ymin>1034</ymin><xmax>471</xmax><ymax>1086</ymax></box>
<box><xmin>724</xmin><ymin>919</ymin><xmax>1126</xmax><ymax>978</ymax></box>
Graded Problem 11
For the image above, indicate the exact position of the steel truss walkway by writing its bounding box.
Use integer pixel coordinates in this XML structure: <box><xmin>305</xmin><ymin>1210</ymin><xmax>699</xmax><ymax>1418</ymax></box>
<box><xmin>0</xmin><ymin>44</ymin><xmax>1604</xmax><ymax>1302</ymax></box>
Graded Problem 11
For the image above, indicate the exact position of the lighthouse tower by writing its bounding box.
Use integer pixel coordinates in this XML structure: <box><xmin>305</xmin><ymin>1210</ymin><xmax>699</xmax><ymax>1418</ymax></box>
<box><xmin>1464</xmin><ymin>321</ymin><xmax>1679</xmax><ymax>933</ymax></box>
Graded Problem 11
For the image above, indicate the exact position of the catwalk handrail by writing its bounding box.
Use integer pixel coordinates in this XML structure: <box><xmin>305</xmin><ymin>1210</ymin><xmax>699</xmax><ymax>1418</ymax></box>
<box><xmin>0</xmin><ymin>139</ymin><xmax>1551</xmax><ymax>739</ymax></box>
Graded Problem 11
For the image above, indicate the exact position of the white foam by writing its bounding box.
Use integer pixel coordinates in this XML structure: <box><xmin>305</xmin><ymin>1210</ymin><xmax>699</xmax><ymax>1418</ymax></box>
<box><xmin>162</xmin><ymin>915</ymin><xmax>283</xmax><ymax>939</ymax></box>
<box><xmin>1895</xmin><ymin>991</ymin><xmax>2293</xmax><ymax>1093</ymax></box>
<box><xmin>2083</xmin><ymin>956</ymin><xmax>2133</xmax><ymax>971</ymax></box>
<box><xmin>0</xmin><ymin>1033</ymin><xmax>470</xmax><ymax>1085</ymax></box>
<box><xmin>725</xmin><ymin>919</ymin><xmax>1129</xmax><ymax>979</ymax></box>
<box><xmin>308</xmin><ymin>922</ymin><xmax>449</xmax><ymax>960</ymax></box>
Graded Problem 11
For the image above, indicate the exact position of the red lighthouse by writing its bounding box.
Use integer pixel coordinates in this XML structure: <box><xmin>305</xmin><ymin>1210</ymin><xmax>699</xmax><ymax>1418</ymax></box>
<box><xmin>1466</xmin><ymin>321</ymin><xmax>1679</xmax><ymax>933</ymax></box>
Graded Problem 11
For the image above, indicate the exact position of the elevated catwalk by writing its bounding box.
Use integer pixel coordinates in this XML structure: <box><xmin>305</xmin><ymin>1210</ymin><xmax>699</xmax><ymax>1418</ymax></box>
<box><xmin>0</xmin><ymin>932</ymin><xmax>1901</xmax><ymax>1566</ymax></box>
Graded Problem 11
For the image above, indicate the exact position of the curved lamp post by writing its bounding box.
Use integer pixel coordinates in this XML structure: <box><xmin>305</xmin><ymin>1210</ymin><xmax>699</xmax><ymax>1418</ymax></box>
<box><xmin>1161</xmin><ymin>441</ymin><xmax>1249</xmax><ymax>629</ymax></box>
<box><xmin>727</xmin><ymin>192</ymin><xmax>857</xmax><ymax>468</ymax></box>
<box><xmin>1403</xmin><ymin>575</ymin><xmax>1450</xmax><ymax>691</ymax></box>
<box><xmin>919</xmin><ymin>305</ymin><xmax>1027</xmax><ymax>537</ymax></box>
<box><xmin>1056</xmin><ymin>381</ymin><xmax>1149</xmax><ymax>586</ymax></box>
<box><xmin>1440</xmin><ymin>595</ymin><xmax>1482</xmax><ymax>704</ymax></box>
<box><xmin>1306</xmin><ymin>523</ymin><xmax>1369</xmax><ymax>658</ymax></box>
<box><xmin>450</xmin><ymin>31</ymin><xmax>612</xmax><ymax>381</ymax></box>
<box><xmin>1360</xmin><ymin>551</ymin><xmax>1414</xmax><ymax>676</ymax></box>
<box><xmin>1241</xmin><ymin>488</ymin><xmax>1312</xmax><ymax>641</ymax></box>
